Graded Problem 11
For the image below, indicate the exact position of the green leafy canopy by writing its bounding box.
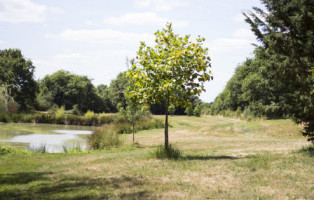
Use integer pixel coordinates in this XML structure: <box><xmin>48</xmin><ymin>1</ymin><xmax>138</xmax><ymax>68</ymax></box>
<box><xmin>126</xmin><ymin>23</ymin><xmax>213</xmax><ymax>107</ymax></box>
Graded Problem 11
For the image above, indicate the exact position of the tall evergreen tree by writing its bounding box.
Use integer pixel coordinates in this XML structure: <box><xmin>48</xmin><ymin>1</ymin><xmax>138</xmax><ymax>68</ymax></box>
<box><xmin>244</xmin><ymin>0</ymin><xmax>314</xmax><ymax>141</ymax></box>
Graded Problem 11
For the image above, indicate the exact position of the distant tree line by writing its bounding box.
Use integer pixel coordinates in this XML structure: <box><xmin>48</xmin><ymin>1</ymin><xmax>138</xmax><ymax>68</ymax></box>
<box><xmin>0</xmin><ymin>49</ymin><xmax>204</xmax><ymax>115</ymax></box>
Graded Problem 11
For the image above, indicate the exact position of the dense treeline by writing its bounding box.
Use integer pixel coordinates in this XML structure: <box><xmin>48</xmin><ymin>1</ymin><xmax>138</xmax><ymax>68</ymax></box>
<box><xmin>210</xmin><ymin>48</ymin><xmax>285</xmax><ymax>119</ymax></box>
<box><xmin>0</xmin><ymin>49</ymin><xmax>203</xmax><ymax>116</ymax></box>
<box><xmin>211</xmin><ymin>0</ymin><xmax>313</xmax><ymax>141</ymax></box>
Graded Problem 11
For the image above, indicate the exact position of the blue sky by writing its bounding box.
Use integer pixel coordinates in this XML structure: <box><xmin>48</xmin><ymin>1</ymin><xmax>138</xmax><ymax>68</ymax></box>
<box><xmin>0</xmin><ymin>0</ymin><xmax>263</xmax><ymax>102</ymax></box>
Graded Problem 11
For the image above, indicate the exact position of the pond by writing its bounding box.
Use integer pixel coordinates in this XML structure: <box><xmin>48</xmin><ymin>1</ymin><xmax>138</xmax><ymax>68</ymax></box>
<box><xmin>0</xmin><ymin>123</ymin><xmax>97</xmax><ymax>153</ymax></box>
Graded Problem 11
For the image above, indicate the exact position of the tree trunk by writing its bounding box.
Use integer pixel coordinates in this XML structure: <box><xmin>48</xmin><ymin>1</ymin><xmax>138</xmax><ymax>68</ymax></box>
<box><xmin>165</xmin><ymin>98</ymin><xmax>169</xmax><ymax>149</ymax></box>
<box><xmin>133</xmin><ymin>123</ymin><xmax>135</xmax><ymax>143</ymax></box>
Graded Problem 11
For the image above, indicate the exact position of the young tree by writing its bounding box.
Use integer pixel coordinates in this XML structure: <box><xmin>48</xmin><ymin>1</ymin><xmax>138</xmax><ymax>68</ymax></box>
<box><xmin>126</xmin><ymin>23</ymin><xmax>213</xmax><ymax>149</ymax></box>
<box><xmin>244</xmin><ymin>0</ymin><xmax>314</xmax><ymax>141</ymax></box>
<box><xmin>118</xmin><ymin>102</ymin><xmax>150</xmax><ymax>143</ymax></box>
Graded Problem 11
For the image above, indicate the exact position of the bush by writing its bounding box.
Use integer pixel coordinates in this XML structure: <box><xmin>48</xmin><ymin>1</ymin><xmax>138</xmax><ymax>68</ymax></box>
<box><xmin>236</xmin><ymin>107</ymin><xmax>242</xmax><ymax>118</ymax></box>
<box><xmin>0</xmin><ymin>146</ymin><xmax>16</xmax><ymax>155</ymax></box>
<box><xmin>0</xmin><ymin>114</ymin><xmax>10</xmax><ymax>122</ymax></box>
<box><xmin>193</xmin><ymin>104</ymin><xmax>202</xmax><ymax>117</ymax></box>
<box><xmin>48</xmin><ymin>104</ymin><xmax>59</xmax><ymax>114</ymax></box>
<box><xmin>55</xmin><ymin>105</ymin><xmax>65</xmax><ymax>118</ymax></box>
<box><xmin>185</xmin><ymin>104</ymin><xmax>193</xmax><ymax>116</ymax></box>
<box><xmin>84</xmin><ymin>110</ymin><xmax>95</xmax><ymax>119</ymax></box>
<box><xmin>152</xmin><ymin>144</ymin><xmax>181</xmax><ymax>160</ymax></box>
<box><xmin>87</xmin><ymin>125</ymin><xmax>122</xmax><ymax>150</ymax></box>
<box><xmin>98</xmin><ymin>113</ymin><xmax>114</xmax><ymax>124</ymax></box>
<box><xmin>136</xmin><ymin>118</ymin><xmax>164</xmax><ymax>131</ymax></box>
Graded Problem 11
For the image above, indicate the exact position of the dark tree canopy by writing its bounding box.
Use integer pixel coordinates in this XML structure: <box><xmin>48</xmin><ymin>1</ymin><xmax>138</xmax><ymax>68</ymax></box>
<box><xmin>39</xmin><ymin>70</ymin><xmax>103</xmax><ymax>112</ymax></box>
<box><xmin>244</xmin><ymin>0</ymin><xmax>314</xmax><ymax>140</ymax></box>
<box><xmin>109</xmin><ymin>72</ymin><xmax>129</xmax><ymax>111</ymax></box>
<box><xmin>210</xmin><ymin>49</ymin><xmax>285</xmax><ymax>119</ymax></box>
<box><xmin>0</xmin><ymin>49</ymin><xmax>38</xmax><ymax>111</ymax></box>
<box><xmin>96</xmin><ymin>84</ymin><xmax>114</xmax><ymax>113</ymax></box>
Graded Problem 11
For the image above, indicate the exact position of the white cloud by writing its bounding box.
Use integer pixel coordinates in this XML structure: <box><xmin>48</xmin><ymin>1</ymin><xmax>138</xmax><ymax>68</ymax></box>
<box><xmin>104</xmin><ymin>12</ymin><xmax>166</xmax><ymax>26</ymax></box>
<box><xmin>33</xmin><ymin>50</ymin><xmax>136</xmax><ymax>86</ymax></box>
<box><xmin>48</xmin><ymin>6</ymin><xmax>64</xmax><ymax>15</ymax></box>
<box><xmin>209</xmin><ymin>38</ymin><xmax>254</xmax><ymax>55</ymax></box>
<box><xmin>0</xmin><ymin>39</ymin><xmax>4</xmax><ymax>44</ymax></box>
<box><xmin>232</xmin><ymin>13</ymin><xmax>246</xmax><ymax>23</ymax></box>
<box><xmin>47</xmin><ymin>29</ymin><xmax>155</xmax><ymax>46</ymax></box>
<box><xmin>85</xmin><ymin>20</ymin><xmax>99</xmax><ymax>26</ymax></box>
<box><xmin>0</xmin><ymin>0</ymin><xmax>46</xmax><ymax>23</ymax></box>
<box><xmin>233</xmin><ymin>28</ymin><xmax>255</xmax><ymax>40</ymax></box>
<box><xmin>133</xmin><ymin>0</ymin><xmax>189</xmax><ymax>11</ymax></box>
<box><xmin>103</xmin><ymin>12</ymin><xmax>188</xmax><ymax>27</ymax></box>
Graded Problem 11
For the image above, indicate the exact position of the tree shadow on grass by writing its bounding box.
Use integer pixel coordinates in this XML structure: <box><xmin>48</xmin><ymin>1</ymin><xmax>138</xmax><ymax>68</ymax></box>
<box><xmin>0</xmin><ymin>172</ymin><xmax>154</xmax><ymax>200</ymax></box>
<box><xmin>298</xmin><ymin>145</ymin><xmax>314</xmax><ymax>157</ymax></box>
<box><xmin>0</xmin><ymin>172</ymin><xmax>52</xmax><ymax>185</ymax></box>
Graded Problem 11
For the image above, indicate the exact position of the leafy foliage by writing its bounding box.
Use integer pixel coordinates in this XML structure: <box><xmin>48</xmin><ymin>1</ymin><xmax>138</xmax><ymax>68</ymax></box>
<box><xmin>38</xmin><ymin>70</ymin><xmax>103</xmax><ymax>112</ymax></box>
<box><xmin>168</xmin><ymin>104</ymin><xmax>176</xmax><ymax>115</ymax></box>
<box><xmin>0</xmin><ymin>49</ymin><xmax>38</xmax><ymax>111</ymax></box>
<box><xmin>210</xmin><ymin>54</ymin><xmax>285</xmax><ymax>119</ymax></box>
<box><xmin>193</xmin><ymin>104</ymin><xmax>202</xmax><ymax>117</ymax></box>
<box><xmin>109</xmin><ymin>72</ymin><xmax>129</xmax><ymax>111</ymax></box>
<box><xmin>118</xmin><ymin>102</ymin><xmax>151</xmax><ymax>143</ymax></box>
<box><xmin>127</xmin><ymin>23</ymin><xmax>212</xmax><ymax>107</ymax></box>
<box><xmin>185</xmin><ymin>103</ymin><xmax>193</xmax><ymax>116</ymax></box>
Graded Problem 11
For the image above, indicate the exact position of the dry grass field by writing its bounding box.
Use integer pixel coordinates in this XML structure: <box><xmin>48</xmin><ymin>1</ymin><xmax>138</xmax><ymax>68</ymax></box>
<box><xmin>0</xmin><ymin>115</ymin><xmax>313</xmax><ymax>200</ymax></box>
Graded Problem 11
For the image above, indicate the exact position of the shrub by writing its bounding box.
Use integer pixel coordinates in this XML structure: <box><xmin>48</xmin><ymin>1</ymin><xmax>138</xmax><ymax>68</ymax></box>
<box><xmin>193</xmin><ymin>104</ymin><xmax>202</xmax><ymax>117</ymax></box>
<box><xmin>0</xmin><ymin>114</ymin><xmax>10</xmax><ymax>122</ymax></box>
<box><xmin>84</xmin><ymin>110</ymin><xmax>95</xmax><ymax>119</ymax></box>
<box><xmin>98</xmin><ymin>113</ymin><xmax>114</xmax><ymax>124</ymax></box>
<box><xmin>48</xmin><ymin>104</ymin><xmax>59</xmax><ymax>114</ymax></box>
<box><xmin>55</xmin><ymin>105</ymin><xmax>65</xmax><ymax>118</ymax></box>
<box><xmin>152</xmin><ymin>144</ymin><xmax>181</xmax><ymax>160</ymax></box>
<box><xmin>87</xmin><ymin>125</ymin><xmax>122</xmax><ymax>150</ymax></box>
<box><xmin>72</xmin><ymin>104</ymin><xmax>81</xmax><ymax>115</ymax></box>
<box><xmin>0</xmin><ymin>146</ymin><xmax>16</xmax><ymax>155</ymax></box>
<box><xmin>185</xmin><ymin>104</ymin><xmax>193</xmax><ymax>116</ymax></box>
<box><xmin>136</xmin><ymin>118</ymin><xmax>164</xmax><ymax>131</ymax></box>
<box><xmin>236</xmin><ymin>107</ymin><xmax>242</xmax><ymax>118</ymax></box>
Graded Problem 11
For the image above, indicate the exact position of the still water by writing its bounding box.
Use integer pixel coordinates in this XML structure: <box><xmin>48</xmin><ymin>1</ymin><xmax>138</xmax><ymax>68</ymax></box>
<box><xmin>0</xmin><ymin>123</ymin><xmax>96</xmax><ymax>153</ymax></box>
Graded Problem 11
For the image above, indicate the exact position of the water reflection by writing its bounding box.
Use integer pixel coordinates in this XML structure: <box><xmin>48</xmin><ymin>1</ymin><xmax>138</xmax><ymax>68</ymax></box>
<box><xmin>1</xmin><ymin>124</ymin><xmax>94</xmax><ymax>153</ymax></box>
<box><xmin>9</xmin><ymin>133</ymin><xmax>78</xmax><ymax>153</ymax></box>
